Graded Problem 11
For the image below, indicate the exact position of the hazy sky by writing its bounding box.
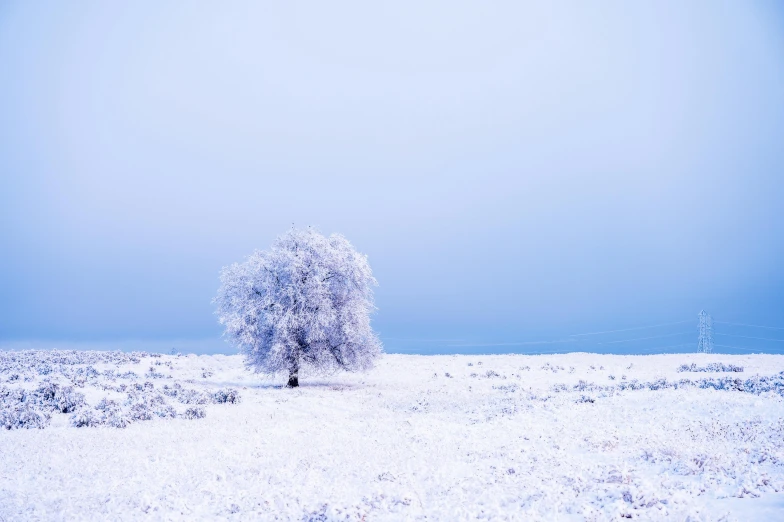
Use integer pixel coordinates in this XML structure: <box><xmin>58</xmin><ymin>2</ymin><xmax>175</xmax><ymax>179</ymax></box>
<box><xmin>2</xmin><ymin>1</ymin><xmax>783</xmax><ymax>354</ymax></box>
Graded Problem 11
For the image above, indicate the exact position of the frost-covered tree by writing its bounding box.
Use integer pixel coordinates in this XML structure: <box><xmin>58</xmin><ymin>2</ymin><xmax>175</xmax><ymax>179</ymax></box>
<box><xmin>214</xmin><ymin>228</ymin><xmax>382</xmax><ymax>387</ymax></box>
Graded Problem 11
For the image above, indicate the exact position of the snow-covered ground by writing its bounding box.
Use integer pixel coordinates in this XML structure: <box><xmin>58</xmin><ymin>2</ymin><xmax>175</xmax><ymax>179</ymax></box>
<box><xmin>2</xmin><ymin>351</ymin><xmax>784</xmax><ymax>521</ymax></box>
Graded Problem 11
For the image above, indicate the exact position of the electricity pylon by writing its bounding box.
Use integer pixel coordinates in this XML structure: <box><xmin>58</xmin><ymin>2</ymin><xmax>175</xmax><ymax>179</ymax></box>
<box><xmin>698</xmin><ymin>310</ymin><xmax>714</xmax><ymax>354</ymax></box>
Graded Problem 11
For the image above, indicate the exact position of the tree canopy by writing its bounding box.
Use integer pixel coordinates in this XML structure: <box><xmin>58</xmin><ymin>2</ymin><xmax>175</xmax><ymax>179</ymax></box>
<box><xmin>214</xmin><ymin>228</ymin><xmax>382</xmax><ymax>386</ymax></box>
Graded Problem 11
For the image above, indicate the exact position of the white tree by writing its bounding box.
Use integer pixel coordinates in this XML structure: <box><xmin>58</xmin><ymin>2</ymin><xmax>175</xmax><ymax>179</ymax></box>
<box><xmin>214</xmin><ymin>228</ymin><xmax>382</xmax><ymax>386</ymax></box>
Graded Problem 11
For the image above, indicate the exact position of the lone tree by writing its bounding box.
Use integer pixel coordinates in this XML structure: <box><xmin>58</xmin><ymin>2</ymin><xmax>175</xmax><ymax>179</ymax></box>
<box><xmin>214</xmin><ymin>228</ymin><xmax>382</xmax><ymax>387</ymax></box>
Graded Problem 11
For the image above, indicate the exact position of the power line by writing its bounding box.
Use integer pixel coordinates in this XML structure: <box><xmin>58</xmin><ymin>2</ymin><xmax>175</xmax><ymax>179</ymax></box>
<box><xmin>635</xmin><ymin>343</ymin><xmax>694</xmax><ymax>352</ymax></box>
<box><xmin>714</xmin><ymin>333</ymin><xmax>784</xmax><ymax>342</ymax></box>
<box><xmin>599</xmin><ymin>331</ymin><xmax>692</xmax><ymax>345</ymax></box>
<box><xmin>714</xmin><ymin>344</ymin><xmax>768</xmax><ymax>352</ymax></box>
<box><xmin>524</xmin><ymin>348</ymin><xmax>578</xmax><ymax>355</ymax></box>
<box><xmin>569</xmin><ymin>320</ymin><xmax>691</xmax><ymax>337</ymax></box>
<box><xmin>386</xmin><ymin>317</ymin><xmax>784</xmax><ymax>355</ymax></box>
<box><xmin>714</xmin><ymin>321</ymin><xmax>784</xmax><ymax>331</ymax></box>
<box><xmin>383</xmin><ymin>338</ymin><xmax>467</xmax><ymax>342</ymax></box>
<box><xmin>447</xmin><ymin>339</ymin><xmax>575</xmax><ymax>347</ymax></box>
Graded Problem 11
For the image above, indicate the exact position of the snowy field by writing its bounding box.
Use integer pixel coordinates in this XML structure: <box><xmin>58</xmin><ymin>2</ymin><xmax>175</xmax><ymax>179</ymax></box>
<box><xmin>2</xmin><ymin>351</ymin><xmax>784</xmax><ymax>521</ymax></box>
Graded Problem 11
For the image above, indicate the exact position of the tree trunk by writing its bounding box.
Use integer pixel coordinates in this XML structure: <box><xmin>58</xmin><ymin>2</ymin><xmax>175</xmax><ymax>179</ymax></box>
<box><xmin>287</xmin><ymin>355</ymin><xmax>300</xmax><ymax>387</ymax></box>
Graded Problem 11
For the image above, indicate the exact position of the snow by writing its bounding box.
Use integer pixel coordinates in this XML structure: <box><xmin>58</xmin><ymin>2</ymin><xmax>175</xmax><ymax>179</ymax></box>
<box><xmin>2</xmin><ymin>351</ymin><xmax>784</xmax><ymax>520</ymax></box>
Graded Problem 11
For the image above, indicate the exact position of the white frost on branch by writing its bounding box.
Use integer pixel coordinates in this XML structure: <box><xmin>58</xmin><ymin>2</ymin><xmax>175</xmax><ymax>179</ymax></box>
<box><xmin>214</xmin><ymin>228</ymin><xmax>382</xmax><ymax>383</ymax></box>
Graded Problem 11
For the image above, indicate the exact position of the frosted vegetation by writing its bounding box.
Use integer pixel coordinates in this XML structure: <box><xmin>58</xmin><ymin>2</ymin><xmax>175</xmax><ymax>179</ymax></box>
<box><xmin>677</xmin><ymin>362</ymin><xmax>745</xmax><ymax>373</ymax></box>
<box><xmin>214</xmin><ymin>228</ymin><xmax>382</xmax><ymax>387</ymax></box>
<box><xmin>0</xmin><ymin>350</ymin><xmax>239</xmax><ymax>430</ymax></box>
<box><xmin>2</xmin><ymin>351</ymin><xmax>784</xmax><ymax>520</ymax></box>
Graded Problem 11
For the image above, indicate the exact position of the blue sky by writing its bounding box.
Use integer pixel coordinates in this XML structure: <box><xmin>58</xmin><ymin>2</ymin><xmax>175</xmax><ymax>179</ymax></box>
<box><xmin>1</xmin><ymin>1</ymin><xmax>783</xmax><ymax>354</ymax></box>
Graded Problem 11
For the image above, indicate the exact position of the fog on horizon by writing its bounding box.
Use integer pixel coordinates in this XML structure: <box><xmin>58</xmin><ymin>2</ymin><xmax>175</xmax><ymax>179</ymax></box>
<box><xmin>2</xmin><ymin>1</ymin><xmax>783</xmax><ymax>355</ymax></box>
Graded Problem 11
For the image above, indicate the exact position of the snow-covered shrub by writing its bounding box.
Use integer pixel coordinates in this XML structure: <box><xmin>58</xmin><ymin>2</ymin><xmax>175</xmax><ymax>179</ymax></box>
<box><xmin>178</xmin><ymin>389</ymin><xmax>211</xmax><ymax>405</ymax></box>
<box><xmin>133</xmin><ymin>382</ymin><xmax>154</xmax><ymax>392</ymax></box>
<box><xmin>128</xmin><ymin>402</ymin><xmax>154</xmax><ymax>422</ymax></box>
<box><xmin>1</xmin><ymin>350</ymin><xmax>266</xmax><ymax>430</ymax></box>
<box><xmin>161</xmin><ymin>383</ymin><xmax>238</xmax><ymax>405</ymax></box>
<box><xmin>71</xmin><ymin>391</ymin><xmax>177</xmax><ymax>427</ymax></box>
<box><xmin>91</xmin><ymin>398</ymin><xmax>130</xmax><ymax>428</ymax></box>
<box><xmin>33</xmin><ymin>382</ymin><xmax>85</xmax><ymax>413</ymax></box>
<box><xmin>540</xmin><ymin>363</ymin><xmax>564</xmax><ymax>373</ymax></box>
<box><xmin>0</xmin><ymin>382</ymin><xmax>85</xmax><ymax>430</ymax></box>
<box><xmin>105</xmin><ymin>412</ymin><xmax>130</xmax><ymax>428</ymax></box>
<box><xmin>213</xmin><ymin>388</ymin><xmax>240</xmax><ymax>404</ymax></box>
<box><xmin>678</xmin><ymin>362</ymin><xmax>744</xmax><ymax>373</ymax></box>
<box><xmin>161</xmin><ymin>383</ymin><xmax>180</xmax><ymax>396</ymax></box>
<box><xmin>95</xmin><ymin>398</ymin><xmax>118</xmax><ymax>412</ymax></box>
<box><xmin>36</xmin><ymin>382</ymin><xmax>58</xmax><ymax>402</ymax></box>
<box><xmin>644</xmin><ymin>378</ymin><xmax>669</xmax><ymax>391</ymax></box>
<box><xmin>575</xmin><ymin>380</ymin><xmax>590</xmax><ymax>392</ymax></box>
<box><xmin>123</xmin><ymin>391</ymin><xmax>162</xmax><ymax>414</ymax></box>
<box><xmin>1</xmin><ymin>386</ymin><xmax>25</xmax><ymax>404</ymax></box>
<box><xmin>146</xmin><ymin>367</ymin><xmax>167</xmax><ymax>379</ymax></box>
<box><xmin>1</xmin><ymin>404</ymin><xmax>50</xmax><ymax>430</ymax></box>
<box><xmin>183</xmin><ymin>407</ymin><xmax>205</xmax><ymax>419</ymax></box>
<box><xmin>696</xmin><ymin>373</ymin><xmax>784</xmax><ymax>395</ymax></box>
<box><xmin>214</xmin><ymin>228</ymin><xmax>382</xmax><ymax>387</ymax></box>
<box><xmin>0</xmin><ymin>350</ymin><xmax>151</xmax><ymax>377</ymax></box>
<box><xmin>54</xmin><ymin>385</ymin><xmax>84</xmax><ymax>413</ymax></box>
<box><xmin>70</xmin><ymin>409</ymin><xmax>98</xmax><ymax>428</ymax></box>
<box><xmin>554</xmin><ymin>371</ymin><xmax>784</xmax><ymax>400</ymax></box>
<box><xmin>157</xmin><ymin>404</ymin><xmax>178</xmax><ymax>419</ymax></box>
